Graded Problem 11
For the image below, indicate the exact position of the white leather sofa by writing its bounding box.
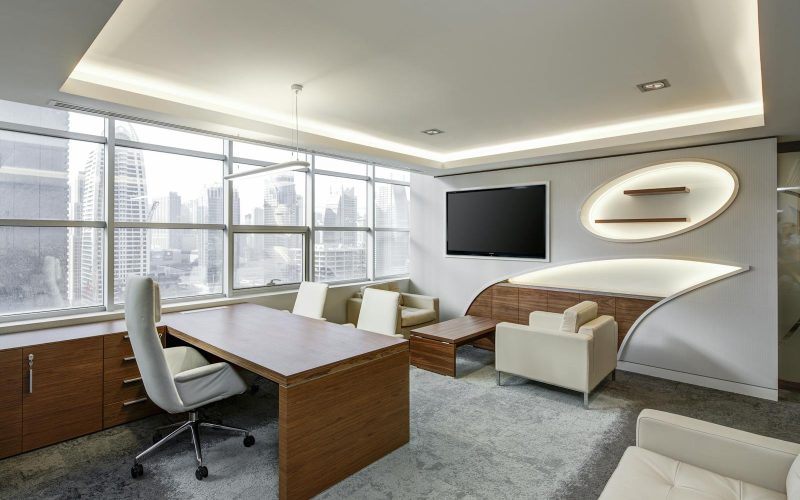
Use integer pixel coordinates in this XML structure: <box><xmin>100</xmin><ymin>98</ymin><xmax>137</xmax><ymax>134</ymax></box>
<box><xmin>600</xmin><ymin>409</ymin><xmax>800</xmax><ymax>500</ymax></box>
<box><xmin>346</xmin><ymin>281</ymin><xmax>439</xmax><ymax>338</ymax></box>
<box><xmin>495</xmin><ymin>301</ymin><xmax>617</xmax><ymax>406</ymax></box>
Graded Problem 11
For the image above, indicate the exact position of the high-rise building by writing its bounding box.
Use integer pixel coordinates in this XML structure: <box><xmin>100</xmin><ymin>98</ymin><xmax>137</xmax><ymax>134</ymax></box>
<box><xmin>0</xmin><ymin>110</ymin><xmax>69</xmax><ymax>313</ymax></box>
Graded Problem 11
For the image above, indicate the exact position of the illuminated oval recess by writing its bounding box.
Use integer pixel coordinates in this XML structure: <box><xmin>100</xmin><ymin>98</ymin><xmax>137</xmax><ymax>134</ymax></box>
<box><xmin>580</xmin><ymin>159</ymin><xmax>738</xmax><ymax>242</ymax></box>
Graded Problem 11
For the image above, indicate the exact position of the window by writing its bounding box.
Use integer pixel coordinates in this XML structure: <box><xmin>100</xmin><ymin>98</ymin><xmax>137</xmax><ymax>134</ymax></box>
<box><xmin>0</xmin><ymin>98</ymin><xmax>411</xmax><ymax>321</ymax></box>
<box><xmin>0</xmin><ymin>102</ymin><xmax>106</xmax><ymax>317</ymax></box>
<box><xmin>374</xmin><ymin>181</ymin><xmax>410</xmax><ymax>278</ymax></box>
<box><xmin>312</xmin><ymin>156</ymin><xmax>369</xmax><ymax>282</ymax></box>
<box><xmin>112</xmin><ymin>123</ymin><xmax>225</xmax><ymax>303</ymax></box>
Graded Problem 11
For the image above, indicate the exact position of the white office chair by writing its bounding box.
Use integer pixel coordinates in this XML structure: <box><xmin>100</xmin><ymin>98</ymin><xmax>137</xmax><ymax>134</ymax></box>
<box><xmin>290</xmin><ymin>281</ymin><xmax>329</xmax><ymax>319</ymax></box>
<box><xmin>344</xmin><ymin>288</ymin><xmax>403</xmax><ymax>337</ymax></box>
<box><xmin>124</xmin><ymin>276</ymin><xmax>254</xmax><ymax>481</ymax></box>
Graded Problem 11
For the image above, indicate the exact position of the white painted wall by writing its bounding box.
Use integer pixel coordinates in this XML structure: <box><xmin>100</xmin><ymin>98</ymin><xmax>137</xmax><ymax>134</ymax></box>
<box><xmin>410</xmin><ymin>138</ymin><xmax>777</xmax><ymax>398</ymax></box>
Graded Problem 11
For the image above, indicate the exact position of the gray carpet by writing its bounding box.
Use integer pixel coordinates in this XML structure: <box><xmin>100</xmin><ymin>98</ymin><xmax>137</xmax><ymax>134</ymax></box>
<box><xmin>2</xmin><ymin>347</ymin><xmax>800</xmax><ymax>499</ymax></box>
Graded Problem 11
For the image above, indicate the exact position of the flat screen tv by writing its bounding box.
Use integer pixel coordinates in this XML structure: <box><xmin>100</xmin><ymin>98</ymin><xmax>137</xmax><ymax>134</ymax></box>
<box><xmin>446</xmin><ymin>184</ymin><xmax>548</xmax><ymax>259</ymax></box>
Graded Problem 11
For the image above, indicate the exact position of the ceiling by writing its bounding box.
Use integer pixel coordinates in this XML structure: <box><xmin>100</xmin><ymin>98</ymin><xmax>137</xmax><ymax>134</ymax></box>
<box><xmin>1</xmin><ymin>1</ymin><xmax>798</xmax><ymax>174</ymax></box>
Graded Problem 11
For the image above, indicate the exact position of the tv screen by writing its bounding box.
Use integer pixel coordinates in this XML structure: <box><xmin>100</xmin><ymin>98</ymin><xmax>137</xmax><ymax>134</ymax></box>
<box><xmin>446</xmin><ymin>184</ymin><xmax>548</xmax><ymax>259</ymax></box>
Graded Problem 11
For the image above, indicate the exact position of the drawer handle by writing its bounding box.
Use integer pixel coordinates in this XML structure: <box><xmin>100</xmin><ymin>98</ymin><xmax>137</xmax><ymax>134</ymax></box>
<box><xmin>27</xmin><ymin>354</ymin><xmax>34</xmax><ymax>393</ymax></box>
<box><xmin>123</xmin><ymin>355</ymin><xmax>136</xmax><ymax>362</ymax></box>
<box><xmin>123</xmin><ymin>377</ymin><xmax>142</xmax><ymax>385</ymax></box>
<box><xmin>123</xmin><ymin>397</ymin><xmax>149</xmax><ymax>407</ymax></box>
<box><xmin>123</xmin><ymin>332</ymin><xmax>162</xmax><ymax>340</ymax></box>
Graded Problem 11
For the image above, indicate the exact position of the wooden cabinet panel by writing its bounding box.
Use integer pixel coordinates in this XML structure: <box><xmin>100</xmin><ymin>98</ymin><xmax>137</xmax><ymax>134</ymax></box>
<box><xmin>103</xmin><ymin>327</ymin><xmax>165</xmax><ymax>359</ymax></box>
<box><xmin>518</xmin><ymin>288</ymin><xmax>548</xmax><ymax>324</ymax></box>
<box><xmin>103</xmin><ymin>355</ymin><xmax>142</xmax><ymax>381</ymax></box>
<box><xmin>0</xmin><ymin>348</ymin><xmax>21</xmax><ymax>459</ymax></box>
<box><xmin>467</xmin><ymin>288</ymin><xmax>493</xmax><ymax>318</ymax></box>
<box><xmin>580</xmin><ymin>294</ymin><xmax>616</xmax><ymax>317</ymax></box>
<box><xmin>103</xmin><ymin>398</ymin><xmax>160</xmax><ymax>429</ymax></box>
<box><xmin>103</xmin><ymin>377</ymin><xmax>147</xmax><ymax>405</ymax></box>
<box><xmin>22</xmin><ymin>337</ymin><xmax>103</xmax><ymax>452</ymax></box>
<box><xmin>615</xmin><ymin>297</ymin><xmax>658</xmax><ymax>346</ymax></box>
<box><xmin>547</xmin><ymin>291</ymin><xmax>581</xmax><ymax>313</ymax></box>
<box><xmin>492</xmin><ymin>285</ymin><xmax>519</xmax><ymax>323</ymax></box>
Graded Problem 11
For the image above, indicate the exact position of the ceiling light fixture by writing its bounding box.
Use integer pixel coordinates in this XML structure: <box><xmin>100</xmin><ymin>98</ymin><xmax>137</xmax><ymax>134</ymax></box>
<box><xmin>422</xmin><ymin>128</ymin><xmax>445</xmax><ymax>136</ymax></box>
<box><xmin>224</xmin><ymin>83</ymin><xmax>310</xmax><ymax>180</ymax></box>
<box><xmin>637</xmin><ymin>79</ymin><xmax>671</xmax><ymax>92</ymax></box>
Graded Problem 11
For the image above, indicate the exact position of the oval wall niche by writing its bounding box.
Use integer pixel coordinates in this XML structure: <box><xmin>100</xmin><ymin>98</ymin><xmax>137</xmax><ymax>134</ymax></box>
<box><xmin>580</xmin><ymin>159</ymin><xmax>739</xmax><ymax>242</ymax></box>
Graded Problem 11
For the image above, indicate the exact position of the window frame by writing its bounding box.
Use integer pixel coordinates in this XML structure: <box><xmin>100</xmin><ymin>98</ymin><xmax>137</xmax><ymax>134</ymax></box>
<box><xmin>0</xmin><ymin>102</ymin><xmax>412</xmax><ymax>323</ymax></box>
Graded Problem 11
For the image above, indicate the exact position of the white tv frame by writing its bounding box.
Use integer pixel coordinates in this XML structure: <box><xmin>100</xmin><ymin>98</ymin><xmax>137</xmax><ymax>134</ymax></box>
<box><xmin>444</xmin><ymin>181</ymin><xmax>550</xmax><ymax>262</ymax></box>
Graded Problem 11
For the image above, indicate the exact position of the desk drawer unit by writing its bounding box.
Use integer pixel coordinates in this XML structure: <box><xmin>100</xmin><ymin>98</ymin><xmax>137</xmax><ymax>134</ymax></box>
<box><xmin>102</xmin><ymin>328</ymin><xmax>165</xmax><ymax>428</ymax></box>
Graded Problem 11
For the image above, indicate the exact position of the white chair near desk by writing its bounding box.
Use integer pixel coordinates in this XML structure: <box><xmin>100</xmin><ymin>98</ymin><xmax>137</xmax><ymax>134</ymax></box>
<box><xmin>344</xmin><ymin>288</ymin><xmax>403</xmax><ymax>338</ymax></box>
<box><xmin>124</xmin><ymin>276</ymin><xmax>255</xmax><ymax>481</ymax></box>
<box><xmin>286</xmin><ymin>281</ymin><xmax>329</xmax><ymax>320</ymax></box>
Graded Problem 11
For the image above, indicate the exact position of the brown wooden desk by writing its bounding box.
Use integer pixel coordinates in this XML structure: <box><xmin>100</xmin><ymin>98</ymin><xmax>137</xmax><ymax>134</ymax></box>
<box><xmin>161</xmin><ymin>304</ymin><xmax>409</xmax><ymax>500</ymax></box>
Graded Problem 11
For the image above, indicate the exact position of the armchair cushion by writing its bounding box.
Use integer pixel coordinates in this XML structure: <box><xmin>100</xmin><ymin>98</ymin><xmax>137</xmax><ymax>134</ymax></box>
<box><xmin>401</xmin><ymin>306</ymin><xmax>437</xmax><ymax>327</ymax></box>
<box><xmin>788</xmin><ymin>455</ymin><xmax>800</xmax><ymax>498</ymax></box>
<box><xmin>560</xmin><ymin>301</ymin><xmax>598</xmax><ymax>333</ymax></box>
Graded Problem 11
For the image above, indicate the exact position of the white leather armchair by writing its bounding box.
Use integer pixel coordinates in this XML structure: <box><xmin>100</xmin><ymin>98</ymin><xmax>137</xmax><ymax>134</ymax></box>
<box><xmin>346</xmin><ymin>281</ymin><xmax>439</xmax><ymax>337</ymax></box>
<box><xmin>495</xmin><ymin>301</ymin><xmax>617</xmax><ymax>406</ymax></box>
<box><xmin>600</xmin><ymin>410</ymin><xmax>800</xmax><ymax>499</ymax></box>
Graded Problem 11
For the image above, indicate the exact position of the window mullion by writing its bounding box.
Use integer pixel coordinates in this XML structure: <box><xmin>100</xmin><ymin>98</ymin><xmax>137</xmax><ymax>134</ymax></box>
<box><xmin>105</xmin><ymin>117</ymin><xmax>116</xmax><ymax>311</ymax></box>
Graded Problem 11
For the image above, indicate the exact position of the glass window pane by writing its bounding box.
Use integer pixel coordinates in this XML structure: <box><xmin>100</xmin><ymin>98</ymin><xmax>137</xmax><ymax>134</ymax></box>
<box><xmin>0</xmin><ymin>226</ymin><xmax>103</xmax><ymax>315</ymax></box>
<box><xmin>114</xmin><ymin>228</ymin><xmax>223</xmax><ymax>303</ymax></box>
<box><xmin>233</xmin><ymin>233</ymin><xmax>303</xmax><ymax>289</ymax></box>
<box><xmin>314</xmin><ymin>155</ymin><xmax>367</xmax><ymax>176</ymax></box>
<box><xmin>233</xmin><ymin>142</ymin><xmax>302</xmax><ymax>163</ymax></box>
<box><xmin>0</xmin><ymin>99</ymin><xmax>105</xmax><ymax>135</ymax></box>
<box><xmin>314</xmin><ymin>231</ymin><xmax>367</xmax><ymax>282</ymax></box>
<box><xmin>375</xmin><ymin>166</ymin><xmax>410</xmax><ymax>183</ymax></box>
<box><xmin>375</xmin><ymin>183</ymin><xmax>410</xmax><ymax>228</ymax></box>
<box><xmin>0</xmin><ymin>131</ymin><xmax>104</xmax><ymax>221</ymax></box>
<box><xmin>376</xmin><ymin>231</ymin><xmax>410</xmax><ymax>277</ymax></box>
<box><xmin>114</xmin><ymin>120</ymin><xmax>223</xmax><ymax>154</ymax></box>
<box><xmin>232</xmin><ymin>167</ymin><xmax>305</xmax><ymax>226</ymax></box>
<box><xmin>114</xmin><ymin>147</ymin><xmax>223</xmax><ymax>223</ymax></box>
<box><xmin>314</xmin><ymin>175</ymin><xmax>367</xmax><ymax>227</ymax></box>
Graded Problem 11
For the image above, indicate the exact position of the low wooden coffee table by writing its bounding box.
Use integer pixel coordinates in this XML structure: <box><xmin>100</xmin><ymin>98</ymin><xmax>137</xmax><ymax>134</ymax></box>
<box><xmin>410</xmin><ymin>316</ymin><xmax>500</xmax><ymax>377</ymax></box>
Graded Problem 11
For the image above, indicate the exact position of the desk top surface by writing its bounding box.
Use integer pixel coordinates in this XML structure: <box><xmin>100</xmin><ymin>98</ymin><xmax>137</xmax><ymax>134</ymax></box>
<box><xmin>162</xmin><ymin>303</ymin><xmax>407</xmax><ymax>386</ymax></box>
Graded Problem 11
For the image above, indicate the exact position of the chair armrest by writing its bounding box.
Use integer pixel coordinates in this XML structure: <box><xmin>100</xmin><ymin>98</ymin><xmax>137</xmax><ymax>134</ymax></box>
<box><xmin>579</xmin><ymin>315</ymin><xmax>617</xmax><ymax>388</ymax></box>
<box><xmin>529</xmin><ymin>311</ymin><xmax>564</xmax><ymax>330</ymax></box>
<box><xmin>402</xmin><ymin>293</ymin><xmax>439</xmax><ymax>315</ymax></box>
<box><xmin>346</xmin><ymin>298</ymin><xmax>362</xmax><ymax>324</ymax></box>
<box><xmin>174</xmin><ymin>362</ymin><xmax>227</xmax><ymax>383</ymax></box>
<box><xmin>637</xmin><ymin>409</ymin><xmax>800</xmax><ymax>492</ymax></box>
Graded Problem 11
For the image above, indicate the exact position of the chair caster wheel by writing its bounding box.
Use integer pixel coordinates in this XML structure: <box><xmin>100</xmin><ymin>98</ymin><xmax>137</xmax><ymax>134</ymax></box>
<box><xmin>243</xmin><ymin>435</ymin><xmax>255</xmax><ymax>447</ymax></box>
<box><xmin>131</xmin><ymin>463</ymin><xmax>144</xmax><ymax>479</ymax></box>
<box><xmin>195</xmin><ymin>466</ymin><xmax>208</xmax><ymax>480</ymax></box>
<box><xmin>152</xmin><ymin>432</ymin><xmax>162</xmax><ymax>444</ymax></box>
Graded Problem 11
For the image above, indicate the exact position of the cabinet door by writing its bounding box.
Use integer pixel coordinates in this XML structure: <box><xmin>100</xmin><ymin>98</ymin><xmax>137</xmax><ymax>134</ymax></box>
<box><xmin>0</xmin><ymin>348</ymin><xmax>22</xmax><ymax>458</ymax></box>
<box><xmin>22</xmin><ymin>337</ymin><xmax>103</xmax><ymax>452</ymax></box>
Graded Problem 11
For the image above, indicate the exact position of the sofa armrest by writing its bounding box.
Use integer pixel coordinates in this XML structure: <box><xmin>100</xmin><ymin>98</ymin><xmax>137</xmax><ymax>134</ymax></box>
<box><xmin>346</xmin><ymin>297</ymin><xmax>362</xmax><ymax>324</ymax></box>
<box><xmin>579</xmin><ymin>315</ymin><xmax>617</xmax><ymax>388</ymax></box>
<box><xmin>402</xmin><ymin>293</ymin><xmax>439</xmax><ymax>315</ymax></box>
<box><xmin>529</xmin><ymin>310</ymin><xmax>564</xmax><ymax>330</ymax></box>
<box><xmin>636</xmin><ymin>409</ymin><xmax>800</xmax><ymax>493</ymax></box>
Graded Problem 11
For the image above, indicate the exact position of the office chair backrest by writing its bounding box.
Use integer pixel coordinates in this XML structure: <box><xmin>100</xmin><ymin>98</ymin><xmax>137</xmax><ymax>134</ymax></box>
<box><xmin>357</xmin><ymin>288</ymin><xmax>401</xmax><ymax>336</ymax></box>
<box><xmin>124</xmin><ymin>276</ymin><xmax>183</xmax><ymax>413</ymax></box>
<box><xmin>292</xmin><ymin>281</ymin><xmax>329</xmax><ymax>319</ymax></box>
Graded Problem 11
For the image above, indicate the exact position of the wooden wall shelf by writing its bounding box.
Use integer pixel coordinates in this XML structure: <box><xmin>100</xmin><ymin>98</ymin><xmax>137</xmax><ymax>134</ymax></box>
<box><xmin>594</xmin><ymin>217</ymin><xmax>687</xmax><ymax>223</ymax></box>
<box><xmin>624</xmin><ymin>186</ymin><xmax>689</xmax><ymax>196</ymax></box>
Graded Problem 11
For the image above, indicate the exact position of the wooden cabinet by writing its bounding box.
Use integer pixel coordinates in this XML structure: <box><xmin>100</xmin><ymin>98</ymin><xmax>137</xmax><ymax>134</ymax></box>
<box><xmin>518</xmin><ymin>288</ymin><xmax>547</xmax><ymax>323</ymax></box>
<box><xmin>21</xmin><ymin>337</ymin><xmax>103</xmax><ymax>452</ymax></box>
<box><xmin>102</xmin><ymin>329</ymin><xmax>164</xmax><ymax>429</ymax></box>
<box><xmin>0</xmin><ymin>348</ymin><xmax>22</xmax><ymax>459</ymax></box>
<box><xmin>491</xmin><ymin>285</ymin><xmax>519</xmax><ymax>323</ymax></box>
<box><xmin>546</xmin><ymin>291</ymin><xmax>581</xmax><ymax>313</ymax></box>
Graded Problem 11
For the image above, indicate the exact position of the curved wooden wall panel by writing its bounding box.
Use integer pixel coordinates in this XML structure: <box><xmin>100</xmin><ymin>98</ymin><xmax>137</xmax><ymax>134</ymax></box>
<box><xmin>467</xmin><ymin>282</ymin><xmax>659</xmax><ymax>348</ymax></box>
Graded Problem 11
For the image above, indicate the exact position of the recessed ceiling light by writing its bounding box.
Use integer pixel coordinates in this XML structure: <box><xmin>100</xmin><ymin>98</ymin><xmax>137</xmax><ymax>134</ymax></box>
<box><xmin>422</xmin><ymin>128</ymin><xmax>445</xmax><ymax>135</ymax></box>
<box><xmin>637</xmin><ymin>79</ymin><xmax>671</xmax><ymax>92</ymax></box>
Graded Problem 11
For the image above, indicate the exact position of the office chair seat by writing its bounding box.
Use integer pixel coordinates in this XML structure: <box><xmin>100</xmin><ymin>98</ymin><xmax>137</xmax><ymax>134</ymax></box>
<box><xmin>125</xmin><ymin>277</ymin><xmax>255</xmax><ymax>482</ymax></box>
